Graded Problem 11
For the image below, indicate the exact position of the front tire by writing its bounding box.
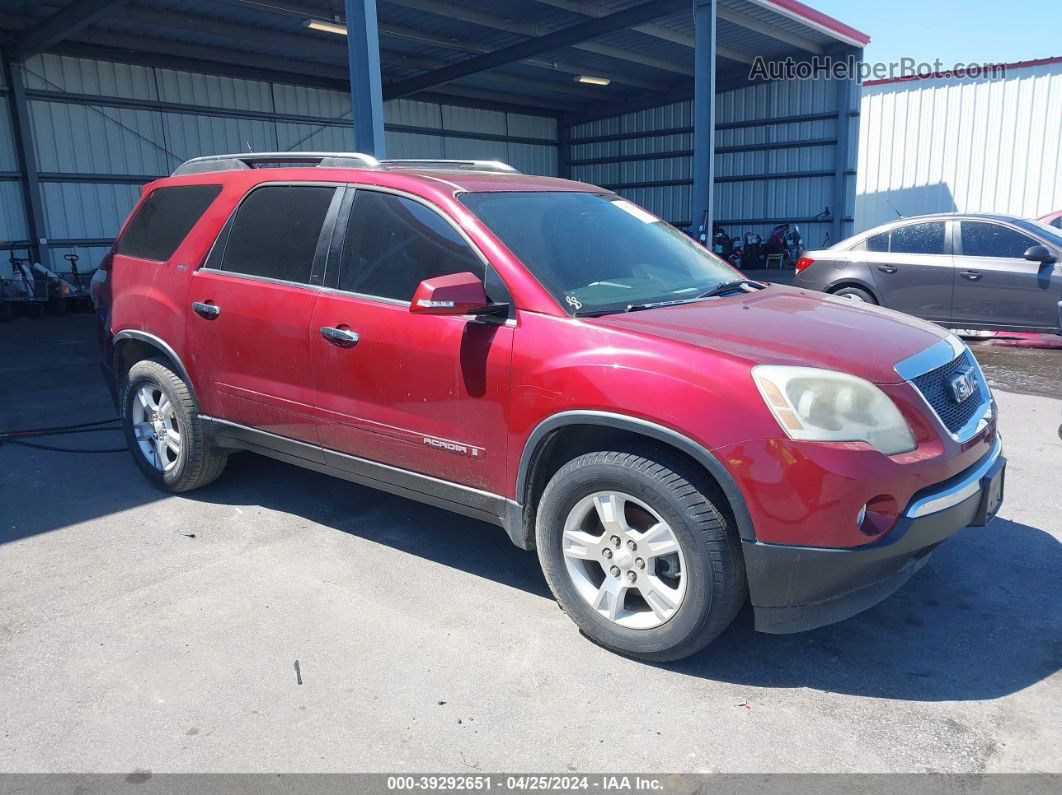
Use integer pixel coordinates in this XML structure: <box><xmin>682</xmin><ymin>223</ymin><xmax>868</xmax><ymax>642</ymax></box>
<box><xmin>121</xmin><ymin>358</ymin><xmax>227</xmax><ymax>492</ymax></box>
<box><xmin>536</xmin><ymin>446</ymin><xmax>747</xmax><ymax>662</ymax></box>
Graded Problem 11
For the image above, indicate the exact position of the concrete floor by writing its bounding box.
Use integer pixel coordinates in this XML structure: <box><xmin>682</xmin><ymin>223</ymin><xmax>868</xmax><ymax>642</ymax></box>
<box><xmin>0</xmin><ymin>314</ymin><xmax>1059</xmax><ymax>773</ymax></box>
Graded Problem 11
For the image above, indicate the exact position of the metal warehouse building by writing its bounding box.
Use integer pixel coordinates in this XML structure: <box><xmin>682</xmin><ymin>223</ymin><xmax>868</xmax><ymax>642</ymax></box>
<box><xmin>0</xmin><ymin>0</ymin><xmax>868</xmax><ymax>273</ymax></box>
<box><xmin>856</xmin><ymin>57</ymin><xmax>1062</xmax><ymax>232</ymax></box>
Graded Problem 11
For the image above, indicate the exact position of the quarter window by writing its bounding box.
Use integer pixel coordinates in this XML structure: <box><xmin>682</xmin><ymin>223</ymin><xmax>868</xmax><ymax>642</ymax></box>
<box><xmin>888</xmin><ymin>222</ymin><xmax>947</xmax><ymax>255</ymax></box>
<box><xmin>219</xmin><ymin>185</ymin><xmax>335</xmax><ymax>283</ymax></box>
<box><xmin>960</xmin><ymin>222</ymin><xmax>1038</xmax><ymax>259</ymax></box>
<box><xmin>338</xmin><ymin>190</ymin><xmax>484</xmax><ymax>301</ymax></box>
<box><xmin>865</xmin><ymin>232</ymin><xmax>889</xmax><ymax>252</ymax></box>
<box><xmin>116</xmin><ymin>184</ymin><xmax>221</xmax><ymax>262</ymax></box>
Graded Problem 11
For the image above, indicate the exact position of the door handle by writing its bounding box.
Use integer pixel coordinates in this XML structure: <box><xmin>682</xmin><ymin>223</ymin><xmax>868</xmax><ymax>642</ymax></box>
<box><xmin>877</xmin><ymin>265</ymin><xmax>898</xmax><ymax>274</ymax></box>
<box><xmin>320</xmin><ymin>326</ymin><xmax>359</xmax><ymax>348</ymax></box>
<box><xmin>192</xmin><ymin>301</ymin><xmax>220</xmax><ymax>319</ymax></box>
<box><xmin>959</xmin><ymin>270</ymin><xmax>982</xmax><ymax>280</ymax></box>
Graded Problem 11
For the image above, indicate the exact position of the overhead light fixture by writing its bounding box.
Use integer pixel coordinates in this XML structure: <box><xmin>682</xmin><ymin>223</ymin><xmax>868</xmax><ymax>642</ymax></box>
<box><xmin>575</xmin><ymin>75</ymin><xmax>611</xmax><ymax>86</ymax></box>
<box><xmin>305</xmin><ymin>19</ymin><xmax>348</xmax><ymax>36</ymax></box>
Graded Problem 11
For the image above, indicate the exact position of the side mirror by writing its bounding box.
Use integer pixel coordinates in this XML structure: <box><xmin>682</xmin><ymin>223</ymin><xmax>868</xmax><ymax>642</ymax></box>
<box><xmin>1024</xmin><ymin>245</ymin><xmax>1056</xmax><ymax>264</ymax></box>
<box><xmin>410</xmin><ymin>271</ymin><xmax>490</xmax><ymax>315</ymax></box>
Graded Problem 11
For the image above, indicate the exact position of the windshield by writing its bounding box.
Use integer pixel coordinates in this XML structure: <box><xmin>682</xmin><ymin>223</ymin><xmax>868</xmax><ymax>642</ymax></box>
<box><xmin>459</xmin><ymin>191</ymin><xmax>740</xmax><ymax>315</ymax></box>
<box><xmin>1014</xmin><ymin>217</ymin><xmax>1062</xmax><ymax>246</ymax></box>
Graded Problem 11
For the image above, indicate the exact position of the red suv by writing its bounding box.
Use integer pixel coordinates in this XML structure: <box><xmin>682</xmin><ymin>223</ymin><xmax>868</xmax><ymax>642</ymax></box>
<box><xmin>96</xmin><ymin>153</ymin><xmax>1005</xmax><ymax>661</ymax></box>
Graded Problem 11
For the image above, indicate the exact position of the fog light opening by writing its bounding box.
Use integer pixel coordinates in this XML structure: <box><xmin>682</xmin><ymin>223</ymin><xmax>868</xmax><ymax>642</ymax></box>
<box><xmin>859</xmin><ymin>495</ymin><xmax>900</xmax><ymax>537</ymax></box>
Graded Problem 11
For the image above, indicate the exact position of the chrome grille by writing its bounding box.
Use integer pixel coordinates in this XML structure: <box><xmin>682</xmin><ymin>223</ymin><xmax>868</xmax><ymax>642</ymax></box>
<box><xmin>910</xmin><ymin>350</ymin><xmax>985</xmax><ymax>434</ymax></box>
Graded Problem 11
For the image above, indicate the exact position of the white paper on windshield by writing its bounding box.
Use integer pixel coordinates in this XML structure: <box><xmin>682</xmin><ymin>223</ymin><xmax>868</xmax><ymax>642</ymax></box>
<box><xmin>611</xmin><ymin>199</ymin><xmax>658</xmax><ymax>224</ymax></box>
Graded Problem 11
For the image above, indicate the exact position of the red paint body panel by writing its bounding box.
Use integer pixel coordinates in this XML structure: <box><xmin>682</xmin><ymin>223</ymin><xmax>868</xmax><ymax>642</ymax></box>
<box><xmin>186</xmin><ymin>271</ymin><xmax>320</xmax><ymax>445</ymax></box>
<box><xmin>99</xmin><ymin>164</ymin><xmax>996</xmax><ymax>558</ymax></box>
<box><xmin>311</xmin><ymin>292</ymin><xmax>513</xmax><ymax>493</ymax></box>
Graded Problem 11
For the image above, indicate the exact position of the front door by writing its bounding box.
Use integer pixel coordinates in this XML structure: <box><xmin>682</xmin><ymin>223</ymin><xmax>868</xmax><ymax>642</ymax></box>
<box><xmin>951</xmin><ymin>220</ymin><xmax>1062</xmax><ymax>331</ymax></box>
<box><xmin>187</xmin><ymin>183</ymin><xmax>340</xmax><ymax>444</ymax></box>
<box><xmin>311</xmin><ymin>187</ymin><xmax>513</xmax><ymax>495</ymax></box>
<box><xmin>861</xmin><ymin>220</ymin><xmax>955</xmax><ymax>322</ymax></box>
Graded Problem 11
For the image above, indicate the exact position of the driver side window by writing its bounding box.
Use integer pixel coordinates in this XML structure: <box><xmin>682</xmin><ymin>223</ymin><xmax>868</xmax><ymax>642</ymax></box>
<box><xmin>338</xmin><ymin>190</ymin><xmax>484</xmax><ymax>302</ymax></box>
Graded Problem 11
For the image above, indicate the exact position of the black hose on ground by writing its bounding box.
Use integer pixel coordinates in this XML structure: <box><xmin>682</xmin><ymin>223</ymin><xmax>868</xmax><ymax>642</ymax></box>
<box><xmin>0</xmin><ymin>416</ymin><xmax>125</xmax><ymax>453</ymax></box>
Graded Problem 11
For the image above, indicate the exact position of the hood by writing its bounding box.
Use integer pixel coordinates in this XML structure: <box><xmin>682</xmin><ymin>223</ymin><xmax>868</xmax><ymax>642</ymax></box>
<box><xmin>590</xmin><ymin>285</ymin><xmax>950</xmax><ymax>384</ymax></box>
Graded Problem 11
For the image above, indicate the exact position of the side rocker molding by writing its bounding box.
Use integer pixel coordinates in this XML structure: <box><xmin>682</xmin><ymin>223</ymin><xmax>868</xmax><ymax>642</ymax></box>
<box><xmin>112</xmin><ymin>329</ymin><xmax>197</xmax><ymax>404</ymax></box>
<box><xmin>515</xmin><ymin>411</ymin><xmax>757</xmax><ymax>543</ymax></box>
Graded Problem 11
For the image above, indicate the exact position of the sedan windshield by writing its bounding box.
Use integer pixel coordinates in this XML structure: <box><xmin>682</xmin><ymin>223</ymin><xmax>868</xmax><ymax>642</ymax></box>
<box><xmin>1014</xmin><ymin>217</ymin><xmax>1062</xmax><ymax>247</ymax></box>
<box><xmin>459</xmin><ymin>191</ymin><xmax>740</xmax><ymax>315</ymax></box>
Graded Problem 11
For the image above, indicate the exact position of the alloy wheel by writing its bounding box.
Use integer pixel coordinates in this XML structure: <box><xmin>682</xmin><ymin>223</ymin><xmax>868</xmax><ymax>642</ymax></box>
<box><xmin>130</xmin><ymin>384</ymin><xmax>181</xmax><ymax>472</ymax></box>
<box><xmin>561</xmin><ymin>491</ymin><xmax>687</xmax><ymax>629</ymax></box>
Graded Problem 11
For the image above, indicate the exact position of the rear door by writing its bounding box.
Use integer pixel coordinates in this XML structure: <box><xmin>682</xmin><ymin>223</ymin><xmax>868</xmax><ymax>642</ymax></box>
<box><xmin>860</xmin><ymin>220</ymin><xmax>955</xmax><ymax>321</ymax></box>
<box><xmin>951</xmin><ymin>220</ymin><xmax>1062</xmax><ymax>331</ymax></box>
<box><xmin>310</xmin><ymin>187</ymin><xmax>514</xmax><ymax>494</ymax></box>
<box><xmin>186</xmin><ymin>183</ymin><xmax>341</xmax><ymax>444</ymax></box>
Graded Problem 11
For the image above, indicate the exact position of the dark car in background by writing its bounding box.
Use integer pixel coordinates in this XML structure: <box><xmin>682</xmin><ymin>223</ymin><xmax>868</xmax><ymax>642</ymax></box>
<box><xmin>794</xmin><ymin>214</ymin><xmax>1062</xmax><ymax>335</ymax></box>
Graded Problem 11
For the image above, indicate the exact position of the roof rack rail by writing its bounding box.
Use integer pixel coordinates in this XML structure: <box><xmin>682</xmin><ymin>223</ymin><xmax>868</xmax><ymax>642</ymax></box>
<box><xmin>380</xmin><ymin>159</ymin><xmax>520</xmax><ymax>174</ymax></box>
<box><xmin>171</xmin><ymin>152</ymin><xmax>381</xmax><ymax>177</ymax></box>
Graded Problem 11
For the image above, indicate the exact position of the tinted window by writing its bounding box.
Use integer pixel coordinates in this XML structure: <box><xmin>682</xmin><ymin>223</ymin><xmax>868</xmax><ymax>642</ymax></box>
<box><xmin>889</xmin><ymin>222</ymin><xmax>946</xmax><ymax>255</ymax></box>
<box><xmin>459</xmin><ymin>192</ymin><xmax>736</xmax><ymax>316</ymax></box>
<box><xmin>961</xmin><ymin>222</ymin><xmax>1038</xmax><ymax>259</ymax></box>
<box><xmin>219</xmin><ymin>185</ymin><xmax>334</xmax><ymax>283</ymax></box>
<box><xmin>116</xmin><ymin>185</ymin><xmax>221</xmax><ymax>261</ymax></box>
<box><xmin>865</xmin><ymin>232</ymin><xmax>889</xmax><ymax>252</ymax></box>
<box><xmin>339</xmin><ymin>191</ymin><xmax>483</xmax><ymax>301</ymax></box>
<box><xmin>1052</xmin><ymin>217</ymin><xmax>1061</xmax><ymax>230</ymax></box>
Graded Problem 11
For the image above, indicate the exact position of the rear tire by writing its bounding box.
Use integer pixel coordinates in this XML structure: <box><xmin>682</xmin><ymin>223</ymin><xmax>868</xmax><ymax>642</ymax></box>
<box><xmin>536</xmin><ymin>445</ymin><xmax>747</xmax><ymax>662</ymax></box>
<box><xmin>121</xmin><ymin>358</ymin><xmax>227</xmax><ymax>492</ymax></box>
<box><xmin>832</xmin><ymin>286</ymin><xmax>876</xmax><ymax>304</ymax></box>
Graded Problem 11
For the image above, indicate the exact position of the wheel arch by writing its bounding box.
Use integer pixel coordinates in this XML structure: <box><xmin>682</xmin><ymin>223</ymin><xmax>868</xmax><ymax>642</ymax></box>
<box><xmin>825</xmin><ymin>278</ymin><xmax>879</xmax><ymax>300</ymax></box>
<box><xmin>113</xmin><ymin>330</ymin><xmax>198</xmax><ymax>406</ymax></box>
<box><xmin>512</xmin><ymin>411</ymin><xmax>756</xmax><ymax>550</ymax></box>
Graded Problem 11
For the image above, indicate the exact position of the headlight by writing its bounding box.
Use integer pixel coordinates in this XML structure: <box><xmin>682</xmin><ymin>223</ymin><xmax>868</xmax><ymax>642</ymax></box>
<box><xmin>752</xmin><ymin>366</ymin><xmax>916</xmax><ymax>455</ymax></box>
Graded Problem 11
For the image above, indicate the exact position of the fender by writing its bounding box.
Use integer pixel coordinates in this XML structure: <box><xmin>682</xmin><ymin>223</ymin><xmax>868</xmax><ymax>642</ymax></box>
<box><xmin>112</xmin><ymin>329</ymin><xmax>198</xmax><ymax>405</ymax></box>
<box><xmin>824</xmin><ymin>276</ymin><xmax>879</xmax><ymax>299</ymax></box>
<box><xmin>516</xmin><ymin>410</ymin><xmax>757</xmax><ymax>542</ymax></box>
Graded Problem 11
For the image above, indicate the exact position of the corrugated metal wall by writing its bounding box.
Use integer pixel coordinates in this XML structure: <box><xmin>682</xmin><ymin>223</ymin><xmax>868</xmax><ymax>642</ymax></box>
<box><xmin>856</xmin><ymin>61</ymin><xmax>1062</xmax><ymax>231</ymax></box>
<box><xmin>0</xmin><ymin>61</ymin><xmax>31</xmax><ymax>263</ymax></box>
<box><xmin>1</xmin><ymin>53</ymin><xmax>557</xmax><ymax>270</ymax></box>
<box><xmin>568</xmin><ymin>75</ymin><xmax>858</xmax><ymax>249</ymax></box>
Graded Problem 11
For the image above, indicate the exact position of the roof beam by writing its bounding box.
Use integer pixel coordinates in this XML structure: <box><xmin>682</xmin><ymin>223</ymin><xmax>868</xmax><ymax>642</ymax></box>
<box><xmin>532</xmin><ymin>0</ymin><xmax>756</xmax><ymax>64</ymax></box>
<box><xmin>383</xmin><ymin>0</ymin><xmax>688</xmax><ymax>100</ymax></box>
<box><xmin>375</xmin><ymin>21</ymin><xmax>669</xmax><ymax>89</ymax></box>
<box><xmin>17</xmin><ymin>0</ymin><xmax>125</xmax><ymax>59</ymax></box>
<box><xmin>716</xmin><ymin>5</ymin><xmax>823</xmax><ymax>55</ymax></box>
<box><xmin>386</xmin><ymin>0</ymin><xmax>694</xmax><ymax>76</ymax></box>
<box><xmin>240</xmin><ymin>0</ymin><xmax>680</xmax><ymax>86</ymax></box>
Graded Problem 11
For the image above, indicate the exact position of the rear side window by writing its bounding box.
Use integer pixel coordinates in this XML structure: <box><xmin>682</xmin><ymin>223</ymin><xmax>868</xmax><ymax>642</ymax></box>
<box><xmin>960</xmin><ymin>222</ymin><xmax>1038</xmax><ymax>259</ymax></box>
<box><xmin>865</xmin><ymin>232</ymin><xmax>889</xmax><ymax>252</ymax></box>
<box><xmin>338</xmin><ymin>190</ymin><xmax>483</xmax><ymax>301</ymax></box>
<box><xmin>889</xmin><ymin>222</ymin><xmax>946</xmax><ymax>255</ymax></box>
<box><xmin>116</xmin><ymin>184</ymin><xmax>221</xmax><ymax>261</ymax></box>
<box><xmin>219</xmin><ymin>185</ymin><xmax>335</xmax><ymax>283</ymax></box>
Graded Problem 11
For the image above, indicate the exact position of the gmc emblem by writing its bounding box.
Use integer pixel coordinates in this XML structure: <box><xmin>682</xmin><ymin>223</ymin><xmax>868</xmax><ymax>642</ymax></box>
<box><xmin>948</xmin><ymin>367</ymin><xmax>978</xmax><ymax>404</ymax></box>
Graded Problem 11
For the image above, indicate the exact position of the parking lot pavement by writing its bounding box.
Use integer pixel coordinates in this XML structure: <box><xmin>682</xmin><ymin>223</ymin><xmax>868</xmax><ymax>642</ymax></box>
<box><xmin>1</xmin><ymin>315</ymin><xmax>1060</xmax><ymax>774</ymax></box>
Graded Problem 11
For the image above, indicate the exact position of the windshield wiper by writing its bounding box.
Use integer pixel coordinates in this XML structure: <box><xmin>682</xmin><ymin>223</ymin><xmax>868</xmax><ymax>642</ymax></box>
<box><xmin>624</xmin><ymin>297</ymin><xmax>705</xmax><ymax>313</ymax></box>
<box><xmin>698</xmin><ymin>279</ymin><xmax>766</xmax><ymax>299</ymax></box>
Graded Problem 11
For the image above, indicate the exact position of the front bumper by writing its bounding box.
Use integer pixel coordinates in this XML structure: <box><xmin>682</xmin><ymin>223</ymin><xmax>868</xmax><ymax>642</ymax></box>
<box><xmin>742</xmin><ymin>436</ymin><xmax>1005</xmax><ymax>634</ymax></box>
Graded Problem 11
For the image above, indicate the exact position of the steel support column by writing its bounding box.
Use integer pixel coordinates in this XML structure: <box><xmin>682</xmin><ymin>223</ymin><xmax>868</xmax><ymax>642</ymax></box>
<box><xmin>343</xmin><ymin>0</ymin><xmax>386</xmax><ymax>157</ymax></box>
<box><xmin>1</xmin><ymin>50</ymin><xmax>49</xmax><ymax>266</ymax></box>
<box><xmin>691</xmin><ymin>0</ymin><xmax>716</xmax><ymax>240</ymax></box>
<box><xmin>832</xmin><ymin>47</ymin><xmax>860</xmax><ymax>244</ymax></box>
<box><xmin>557</xmin><ymin>123</ymin><xmax>571</xmax><ymax>179</ymax></box>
